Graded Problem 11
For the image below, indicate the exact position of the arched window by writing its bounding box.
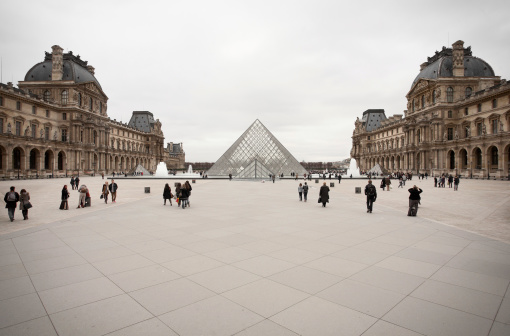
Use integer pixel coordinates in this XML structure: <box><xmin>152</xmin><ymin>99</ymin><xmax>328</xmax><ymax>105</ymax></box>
<box><xmin>412</xmin><ymin>99</ymin><xmax>415</xmax><ymax>112</ymax></box>
<box><xmin>43</xmin><ymin>90</ymin><xmax>50</xmax><ymax>102</ymax></box>
<box><xmin>465</xmin><ymin>87</ymin><xmax>472</xmax><ymax>98</ymax></box>
<box><xmin>447</xmin><ymin>87</ymin><xmax>454</xmax><ymax>103</ymax></box>
<box><xmin>78</xmin><ymin>93</ymin><xmax>82</xmax><ymax>106</ymax></box>
<box><xmin>89</xmin><ymin>97</ymin><xmax>93</xmax><ymax>111</ymax></box>
<box><xmin>432</xmin><ymin>90</ymin><xmax>436</xmax><ymax>104</ymax></box>
<box><xmin>421</xmin><ymin>95</ymin><xmax>425</xmax><ymax>108</ymax></box>
<box><xmin>61</xmin><ymin>90</ymin><xmax>68</xmax><ymax>105</ymax></box>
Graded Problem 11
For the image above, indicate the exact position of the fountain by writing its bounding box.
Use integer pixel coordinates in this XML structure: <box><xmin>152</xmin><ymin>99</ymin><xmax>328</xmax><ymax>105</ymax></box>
<box><xmin>155</xmin><ymin>162</ymin><xmax>169</xmax><ymax>177</ymax></box>
<box><xmin>343</xmin><ymin>158</ymin><xmax>362</xmax><ymax>178</ymax></box>
<box><xmin>180</xmin><ymin>164</ymin><xmax>200</xmax><ymax>178</ymax></box>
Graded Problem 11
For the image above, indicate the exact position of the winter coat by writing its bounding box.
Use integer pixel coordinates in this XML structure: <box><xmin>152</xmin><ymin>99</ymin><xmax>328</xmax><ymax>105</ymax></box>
<box><xmin>19</xmin><ymin>192</ymin><xmax>30</xmax><ymax>210</ymax></box>
<box><xmin>102</xmin><ymin>184</ymin><xmax>109</xmax><ymax>195</ymax></box>
<box><xmin>163</xmin><ymin>187</ymin><xmax>172</xmax><ymax>199</ymax></box>
<box><xmin>408</xmin><ymin>188</ymin><xmax>422</xmax><ymax>200</ymax></box>
<box><xmin>4</xmin><ymin>191</ymin><xmax>19</xmax><ymax>209</ymax></box>
<box><xmin>62</xmin><ymin>188</ymin><xmax>70</xmax><ymax>201</ymax></box>
<box><xmin>319</xmin><ymin>185</ymin><xmax>330</xmax><ymax>202</ymax></box>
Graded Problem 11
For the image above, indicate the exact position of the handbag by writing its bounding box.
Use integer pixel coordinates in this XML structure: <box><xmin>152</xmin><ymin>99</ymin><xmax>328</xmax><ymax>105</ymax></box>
<box><xmin>24</xmin><ymin>202</ymin><xmax>33</xmax><ymax>209</ymax></box>
<box><xmin>100</xmin><ymin>194</ymin><xmax>104</xmax><ymax>199</ymax></box>
<box><xmin>318</xmin><ymin>197</ymin><xmax>322</xmax><ymax>203</ymax></box>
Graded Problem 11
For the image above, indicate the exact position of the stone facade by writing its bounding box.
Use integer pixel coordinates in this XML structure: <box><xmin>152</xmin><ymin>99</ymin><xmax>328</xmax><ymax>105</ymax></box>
<box><xmin>0</xmin><ymin>45</ymin><xmax>170</xmax><ymax>178</ymax></box>
<box><xmin>352</xmin><ymin>40</ymin><xmax>510</xmax><ymax>178</ymax></box>
<box><xmin>165</xmin><ymin>142</ymin><xmax>185</xmax><ymax>170</ymax></box>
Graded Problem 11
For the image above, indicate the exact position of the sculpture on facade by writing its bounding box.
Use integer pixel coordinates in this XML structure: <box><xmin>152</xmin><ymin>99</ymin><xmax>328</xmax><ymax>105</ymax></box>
<box><xmin>7</xmin><ymin>123</ymin><xmax>11</xmax><ymax>134</ymax></box>
<box><xmin>24</xmin><ymin>126</ymin><xmax>30</xmax><ymax>136</ymax></box>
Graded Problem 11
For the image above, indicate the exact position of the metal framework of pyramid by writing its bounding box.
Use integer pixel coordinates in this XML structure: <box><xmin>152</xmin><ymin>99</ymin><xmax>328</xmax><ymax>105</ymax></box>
<box><xmin>207</xmin><ymin>119</ymin><xmax>308</xmax><ymax>178</ymax></box>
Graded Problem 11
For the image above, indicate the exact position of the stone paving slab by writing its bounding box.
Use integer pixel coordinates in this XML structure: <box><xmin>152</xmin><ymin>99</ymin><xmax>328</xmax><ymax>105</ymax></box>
<box><xmin>0</xmin><ymin>177</ymin><xmax>509</xmax><ymax>335</ymax></box>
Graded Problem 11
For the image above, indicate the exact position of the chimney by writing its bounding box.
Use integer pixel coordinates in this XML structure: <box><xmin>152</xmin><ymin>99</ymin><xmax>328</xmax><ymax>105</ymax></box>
<box><xmin>168</xmin><ymin>142</ymin><xmax>173</xmax><ymax>152</ymax></box>
<box><xmin>420</xmin><ymin>62</ymin><xmax>428</xmax><ymax>71</ymax></box>
<box><xmin>51</xmin><ymin>45</ymin><xmax>64</xmax><ymax>81</ymax></box>
<box><xmin>87</xmin><ymin>65</ymin><xmax>95</xmax><ymax>75</ymax></box>
<box><xmin>452</xmin><ymin>40</ymin><xmax>464</xmax><ymax>77</ymax></box>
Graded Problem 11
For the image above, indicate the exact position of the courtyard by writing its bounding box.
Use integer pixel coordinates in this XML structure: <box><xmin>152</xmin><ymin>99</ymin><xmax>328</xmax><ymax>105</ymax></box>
<box><xmin>0</xmin><ymin>177</ymin><xmax>509</xmax><ymax>335</ymax></box>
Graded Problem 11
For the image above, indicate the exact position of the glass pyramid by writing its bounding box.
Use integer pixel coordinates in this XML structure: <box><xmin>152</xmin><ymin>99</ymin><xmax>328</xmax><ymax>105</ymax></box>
<box><xmin>207</xmin><ymin>119</ymin><xmax>308</xmax><ymax>178</ymax></box>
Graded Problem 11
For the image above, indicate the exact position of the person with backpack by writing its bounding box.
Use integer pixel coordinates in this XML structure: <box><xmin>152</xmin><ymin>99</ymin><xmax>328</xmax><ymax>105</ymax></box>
<box><xmin>454</xmin><ymin>176</ymin><xmax>460</xmax><ymax>191</ymax></box>
<box><xmin>303</xmin><ymin>182</ymin><xmax>309</xmax><ymax>202</ymax></box>
<box><xmin>408</xmin><ymin>185</ymin><xmax>423</xmax><ymax>216</ymax></box>
<box><xmin>4</xmin><ymin>186</ymin><xmax>20</xmax><ymax>222</ymax></box>
<box><xmin>364</xmin><ymin>180</ymin><xmax>377</xmax><ymax>213</ymax></box>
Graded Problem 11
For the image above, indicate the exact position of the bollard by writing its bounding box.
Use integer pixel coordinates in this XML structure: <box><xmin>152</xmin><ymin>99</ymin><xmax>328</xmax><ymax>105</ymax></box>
<box><xmin>315</xmin><ymin>179</ymin><xmax>319</xmax><ymax>183</ymax></box>
<box><xmin>355</xmin><ymin>187</ymin><xmax>361</xmax><ymax>194</ymax></box>
<box><xmin>192</xmin><ymin>180</ymin><xmax>196</xmax><ymax>183</ymax></box>
<box><xmin>330</xmin><ymin>183</ymin><xmax>335</xmax><ymax>187</ymax></box>
<box><xmin>145</xmin><ymin>187</ymin><xmax>150</xmax><ymax>193</ymax></box>
<box><xmin>174</xmin><ymin>182</ymin><xmax>180</xmax><ymax>187</ymax></box>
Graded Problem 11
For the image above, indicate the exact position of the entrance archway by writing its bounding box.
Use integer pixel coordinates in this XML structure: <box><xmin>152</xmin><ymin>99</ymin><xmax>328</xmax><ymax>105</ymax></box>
<box><xmin>459</xmin><ymin>149</ymin><xmax>468</xmax><ymax>170</ymax></box>
<box><xmin>448</xmin><ymin>150</ymin><xmax>455</xmax><ymax>170</ymax></box>
<box><xmin>29</xmin><ymin>148</ymin><xmax>40</xmax><ymax>170</ymax></box>
<box><xmin>13</xmin><ymin>147</ymin><xmax>25</xmax><ymax>170</ymax></box>
<box><xmin>44</xmin><ymin>150</ymin><xmax>54</xmax><ymax>170</ymax></box>
<box><xmin>58</xmin><ymin>151</ymin><xmax>66</xmax><ymax>170</ymax></box>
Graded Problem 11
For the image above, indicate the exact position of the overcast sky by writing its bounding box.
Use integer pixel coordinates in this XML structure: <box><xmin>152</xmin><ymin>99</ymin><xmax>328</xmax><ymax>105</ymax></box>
<box><xmin>2</xmin><ymin>0</ymin><xmax>509</xmax><ymax>162</ymax></box>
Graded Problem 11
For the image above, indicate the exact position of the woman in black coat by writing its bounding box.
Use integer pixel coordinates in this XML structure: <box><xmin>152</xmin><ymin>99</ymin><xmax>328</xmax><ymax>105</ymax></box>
<box><xmin>163</xmin><ymin>183</ymin><xmax>172</xmax><ymax>206</ymax></box>
<box><xmin>60</xmin><ymin>185</ymin><xmax>70</xmax><ymax>210</ymax></box>
<box><xmin>319</xmin><ymin>182</ymin><xmax>330</xmax><ymax>207</ymax></box>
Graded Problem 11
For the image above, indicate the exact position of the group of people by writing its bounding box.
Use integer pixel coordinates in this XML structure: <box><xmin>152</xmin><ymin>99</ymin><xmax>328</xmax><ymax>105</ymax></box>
<box><xmin>434</xmin><ymin>174</ymin><xmax>460</xmax><ymax>190</ymax></box>
<box><xmin>364</xmin><ymin>180</ymin><xmax>423</xmax><ymax>216</ymax></box>
<box><xmin>163</xmin><ymin>181</ymin><xmax>192</xmax><ymax>209</ymax></box>
<box><xmin>4</xmin><ymin>186</ymin><xmax>31</xmax><ymax>222</ymax></box>
<box><xmin>69</xmin><ymin>176</ymin><xmax>80</xmax><ymax>190</ymax></box>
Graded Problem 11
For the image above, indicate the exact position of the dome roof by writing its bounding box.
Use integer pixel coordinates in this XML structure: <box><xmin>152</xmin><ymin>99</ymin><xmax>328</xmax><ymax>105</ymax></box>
<box><xmin>24</xmin><ymin>51</ymin><xmax>102</xmax><ymax>90</ymax></box>
<box><xmin>411</xmin><ymin>46</ymin><xmax>495</xmax><ymax>88</ymax></box>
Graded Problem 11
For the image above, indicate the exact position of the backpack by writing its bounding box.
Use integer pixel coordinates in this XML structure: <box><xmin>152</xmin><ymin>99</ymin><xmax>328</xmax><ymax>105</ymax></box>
<box><xmin>367</xmin><ymin>185</ymin><xmax>376</xmax><ymax>196</ymax></box>
<box><xmin>7</xmin><ymin>192</ymin><xmax>16</xmax><ymax>202</ymax></box>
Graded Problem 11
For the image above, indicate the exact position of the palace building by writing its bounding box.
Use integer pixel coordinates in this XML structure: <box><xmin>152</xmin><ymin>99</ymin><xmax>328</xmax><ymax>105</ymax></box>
<box><xmin>0</xmin><ymin>45</ymin><xmax>183</xmax><ymax>177</ymax></box>
<box><xmin>351</xmin><ymin>40</ymin><xmax>510</xmax><ymax>178</ymax></box>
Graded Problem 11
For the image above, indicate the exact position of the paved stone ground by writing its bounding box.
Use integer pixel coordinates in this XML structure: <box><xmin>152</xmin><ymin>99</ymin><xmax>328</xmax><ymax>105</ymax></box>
<box><xmin>0</xmin><ymin>177</ymin><xmax>509</xmax><ymax>335</ymax></box>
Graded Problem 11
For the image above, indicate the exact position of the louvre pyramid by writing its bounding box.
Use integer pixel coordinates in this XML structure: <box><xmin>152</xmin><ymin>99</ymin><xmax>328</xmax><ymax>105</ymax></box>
<box><xmin>207</xmin><ymin>119</ymin><xmax>308</xmax><ymax>178</ymax></box>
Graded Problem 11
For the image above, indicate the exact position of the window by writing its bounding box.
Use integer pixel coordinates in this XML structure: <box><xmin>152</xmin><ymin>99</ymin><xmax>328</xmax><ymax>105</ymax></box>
<box><xmin>412</xmin><ymin>99</ymin><xmax>415</xmax><ymax>112</ymax></box>
<box><xmin>0</xmin><ymin>118</ymin><xmax>3</xmax><ymax>134</ymax></box>
<box><xmin>447</xmin><ymin>87</ymin><xmax>454</xmax><ymax>103</ymax></box>
<box><xmin>78</xmin><ymin>93</ymin><xmax>82</xmax><ymax>106</ymax></box>
<box><xmin>465</xmin><ymin>87</ymin><xmax>472</xmax><ymax>98</ymax></box>
<box><xmin>0</xmin><ymin>96</ymin><xmax>3</xmax><ymax>106</ymax></box>
<box><xmin>32</xmin><ymin>106</ymin><xmax>36</xmax><ymax>114</ymax></box>
<box><xmin>99</xmin><ymin>102</ymin><xmax>102</xmax><ymax>114</ymax></box>
<box><xmin>432</xmin><ymin>90</ymin><xmax>436</xmax><ymax>104</ymax></box>
<box><xmin>16</xmin><ymin>101</ymin><xmax>21</xmax><ymax>110</ymax></box>
<box><xmin>447</xmin><ymin>128</ymin><xmax>453</xmax><ymax>140</ymax></box>
<box><xmin>31</xmin><ymin>124</ymin><xmax>36</xmax><ymax>138</ymax></box>
<box><xmin>89</xmin><ymin>97</ymin><xmax>93</xmax><ymax>111</ymax></box>
<box><xmin>46</xmin><ymin>110</ymin><xmax>50</xmax><ymax>118</ymax></box>
<box><xmin>477</xmin><ymin>123</ymin><xmax>483</xmax><ymax>136</ymax></box>
<box><xmin>464</xmin><ymin>108</ymin><xmax>468</xmax><ymax>116</ymax></box>
<box><xmin>491</xmin><ymin>147</ymin><xmax>498</xmax><ymax>165</ymax></box>
<box><xmin>492</xmin><ymin>99</ymin><xmax>497</xmax><ymax>108</ymax></box>
<box><xmin>44</xmin><ymin>90</ymin><xmax>50</xmax><ymax>102</ymax></box>
<box><xmin>45</xmin><ymin>127</ymin><xmax>50</xmax><ymax>140</ymax></box>
<box><xmin>492</xmin><ymin>119</ymin><xmax>498</xmax><ymax>134</ymax></box>
<box><xmin>15</xmin><ymin>121</ymin><xmax>21</xmax><ymax>136</ymax></box>
<box><xmin>62</xmin><ymin>113</ymin><xmax>67</xmax><ymax>120</ymax></box>
<box><xmin>367</xmin><ymin>136</ymin><xmax>370</xmax><ymax>140</ymax></box>
<box><xmin>421</xmin><ymin>95</ymin><xmax>425</xmax><ymax>108</ymax></box>
<box><xmin>61</xmin><ymin>90</ymin><xmax>68</xmax><ymax>105</ymax></box>
<box><xmin>448</xmin><ymin>110</ymin><xmax>453</xmax><ymax>118</ymax></box>
<box><xmin>477</xmin><ymin>103</ymin><xmax>482</xmax><ymax>112</ymax></box>
<box><xmin>61</xmin><ymin>129</ymin><xmax>67</xmax><ymax>142</ymax></box>
<box><xmin>80</xmin><ymin>130</ymin><xmax>83</xmax><ymax>142</ymax></box>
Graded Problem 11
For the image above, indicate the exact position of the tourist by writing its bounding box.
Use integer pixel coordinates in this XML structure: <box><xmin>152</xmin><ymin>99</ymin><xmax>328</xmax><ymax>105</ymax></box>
<box><xmin>380</xmin><ymin>178</ymin><xmax>386</xmax><ymax>191</ymax></box>
<box><xmin>184</xmin><ymin>181</ymin><xmax>192</xmax><ymax>207</ymax></box>
<box><xmin>70</xmin><ymin>176</ymin><xmax>75</xmax><ymax>190</ymax></box>
<box><xmin>407</xmin><ymin>185</ymin><xmax>423</xmax><ymax>216</ymax></box>
<box><xmin>19</xmin><ymin>189</ymin><xmax>31</xmax><ymax>220</ymax></box>
<box><xmin>77</xmin><ymin>185</ymin><xmax>88</xmax><ymax>208</ymax></box>
<box><xmin>338</xmin><ymin>174</ymin><xmax>342</xmax><ymax>183</ymax></box>
<box><xmin>163</xmin><ymin>183</ymin><xmax>173</xmax><ymax>206</ymax></box>
<box><xmin>398</xmin><ymin>176</ymin><xmax>403</xmax><ymax>188</ymax></box>
<box><xmin>109</xmin><ymin>179</ymin><xmax>118</xmax><ymax>202</ymax></box>
<box><xmin>303</xmin><ymin>182</ymin><xmax>309</xmax><ymax>202</ymax></box>
<box><xmin>102</xmin><ymin>182</ymin><xmax>109</xmax><ymax>204</ymax></box>
<box><xmin>101</xmin><ymin>172</ymin><xmax>104</xmax><ymax>179</ymax></box>
<box><xmin>448</xmin><ymin>175</ymin><xmax>454</xmax><ymax>188</ymax></box>
<box><xmin>60</xmin><ymin>185</ymin><xmax>70</xmax><ymax>210</ymax></box>
<box><xmin>386</xmin><ymin>175</ymin><xmax>391</xmax><ymax>191</ymax></box>
<box><xmin>364</xmin><ymin>180</ymin><xmax>377</xmax><ymax>213</ymax></box>
<box><xmin>434</xmin><ymin>176</ymin><xmax>438</xmax><ymax>187</ymax></box>
<box><xmin>298</xmin><ymin>183</ymin><xmax>303</xmax><ymax>201</ymax></box>
<box><xmin>75</xmin><ymin>176</ymin><xmax>80</xmax><ymax>190</ymax></box>
<box><xmin>454</xmin><ymin>176</ymin><xmax>460</xmax><ymax>191</ymax></box>
<box><xmin>272</xmin><ymin>175</ymin><xmax>275</xmax><ymax>183</ymax></box>
<box><xmin>319</xmin><ymin>182</ymin><xmax>330</xmax><ymax>207</ymax></box>
<box><xmin>229</xmin><ymin>173</ymin><xmax>232</xmax><ymax>181</ymax></box>
<box><xmin>175</xmin><ymin>182</ymin><xmax>182</xmax><ymax>207</ymax></box>
<box><xmin>180</xmin><ymin>184</ymin><xmax>189</xmax><ymax>209</ymax></box>
<box><xmin>402</xmin><ymin>174</ymin><xmax>407</xmax><ymax>186</ymax></box>
<box><xmin>4</xmin><ymin>186</ymin><xmax>20</xmax><ymax>222</ymax></box>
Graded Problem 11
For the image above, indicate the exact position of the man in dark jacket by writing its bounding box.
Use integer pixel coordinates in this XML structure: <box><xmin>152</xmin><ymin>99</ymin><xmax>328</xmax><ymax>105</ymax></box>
<box><xmin>364</xmin><ymin>180</ymin><xmax>377</xmax><ymax>213</ymax></box>
<box><xmin>4</xmin><ymin>186</ymin><xmax>20</xmax><ymax>222</ymax></box>
<box><xmin>408</xmin><ymin>185</ymin><xmax>423</xmax><ymax>216</ymax></box>
<box><xmin>319</xmin><ymin>182</ymin><xmax>330</xmax><ymax>207</ymax></box>
<box><xmin>109</xmin><ymin>180</ymin><xmax>118</xmax><ymax>202</ymax></box>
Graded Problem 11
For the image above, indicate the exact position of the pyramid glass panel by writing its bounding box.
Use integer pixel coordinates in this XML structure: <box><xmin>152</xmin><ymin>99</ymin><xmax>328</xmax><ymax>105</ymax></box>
<box><xmin>207</xmin><ymin>120</ymin><xmax>308</xmax><ymax>178</ymax></box>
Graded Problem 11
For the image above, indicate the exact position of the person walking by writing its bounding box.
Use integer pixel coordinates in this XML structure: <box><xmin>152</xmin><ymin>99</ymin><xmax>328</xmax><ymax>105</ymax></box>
<box><xmin>448</xmin><ymin>175</ymin><xmax>454</xmax><ymax>188</ymax></box>
<box><xmin>77</xmin><ymin>185</ymin><xmax>88</xmax><ymax>208</ymax></box>
<box><xmin>338</xmin><ymin>174</ymin><xmax>342</xmax><ymax>184</ymax></box>
<box><xmin>303</xmin><ymin>182</ymin><xmax>309</xmax><ymax>202</ymax></box>
<box><xmin>298</xmin><ymin>183</ymin><xmax>303</xmax><ymax>201</ymax></box>
<box><xmin>319</xmin><ymin>182</ymin><xmax>330</xmax><ymax>207</ymax></box>
<box><xmin>184</xmin><ymin>181</ymin><xmax>192</xmax><ymax>207</ymax></box>
<box><xmin>180</xmin><ymin>184</ymin><xmax>189</xmax><ymax>209</ymax></box>
<box><xmin>175</xmin><ymin>183</ymin><xmax>182</xmax><ymax>207</ymax></box>
<box><xmin>434</xmin><ymin>176</ymin><xmax>438</xmax><ymax>187</ymax></box>
<box><xmin>386</xmin><ymin>176</ymin><xmax>391</xmax><ymax>191</ymax></box>
<box><xmin>75</xmin><ymin>176</ymin><xmax>80</xmax><ymax>190</ymax></box>
<box><xmin>101</xmin><ymin>172</ymin><xmax>104</xmax><ymax>179</ymax></box>
<box><xmin>102</xmin><ymin>182</ymin><xmax>109</xmax><ymax>204</ymax></box>
<box><xmin>109</xmin><ymin>179</ymin><xmax>118</xmax><ymax>202</ymax></box>
<box><xmin>380</xmin><ymin>178</ymin><xmax>386</xmax><ymax>191</ymax></box>
<box><xmin>4</xmin><ymin>186</ymin><xmax>20</xmax><ymax>222</ymax></box>
<box><xmin>402</xmin><ymin>174</ymin><xmax>407</xmax><ymax>186</ymax></box>
<box><xmin>163</xmin><ymin>183</ymin><xmax>173</xmax><ymax>206</ymax></box>
<box><xmin>70</xmin><ymin>176</ymin><xmax>75</xmax><ymax>190</ymax></box>
<box><xmin>454</xmin><ymin>176</ymin><xmax>460</xmax><ymax>191</ymax></box>
<box><xmin>407</xmin><ymin>185</ymin><xmax>423</xmax><ymax>216</ymax></box>
<box><xmin>19</xmin><ymin>189</ymin><xmax>31</xmax><ymax>220</ymax></box>
<box><xmin>60</xmin><ymin>185</ymin><xmax>70</xmax><ymax>210</ymax></box>
<box><xmin>364</xmin><ymin>180</ymin><xmax>377</xmax><ymax>213</ymax></box>
<box><xmin>398</xmin><ymin>176</ymin><xmax>403</xmax><ymax>188</ymax></box>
